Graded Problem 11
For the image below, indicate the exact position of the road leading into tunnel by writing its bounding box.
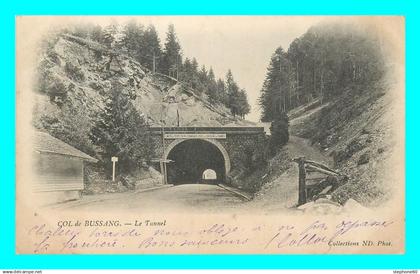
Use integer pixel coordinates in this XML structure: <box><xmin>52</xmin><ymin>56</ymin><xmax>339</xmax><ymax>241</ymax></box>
<box><xmin>57</xmin><ymin>184</ymin><xmax>246</xmax><ymax>213</ymax></box>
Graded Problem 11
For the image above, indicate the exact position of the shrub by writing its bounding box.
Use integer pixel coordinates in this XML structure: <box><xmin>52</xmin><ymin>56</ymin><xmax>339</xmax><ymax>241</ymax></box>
<box><xmin>64</xmin><ymin>62</ymin><xmax>85</xmax><ymax>82</ymax></box>
<box><xmin>269</xmin><ymin>112</ymin><xmax>289</xmax><ymax>155</ymax></box>
<box><xmin>46</xmin><ymin>78</ymin><xmax>68</xmax><ymax>106</ymax></box>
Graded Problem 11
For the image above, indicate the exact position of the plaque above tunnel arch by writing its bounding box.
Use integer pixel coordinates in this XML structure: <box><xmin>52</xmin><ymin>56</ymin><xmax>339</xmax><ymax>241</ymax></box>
<box><xmin>164</xmin><ymin>133</ymin><xmax>226</xmax><ymax>139</ymax></box>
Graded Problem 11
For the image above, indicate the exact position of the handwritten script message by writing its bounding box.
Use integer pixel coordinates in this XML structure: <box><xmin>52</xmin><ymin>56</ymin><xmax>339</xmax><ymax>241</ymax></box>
<box><xmin>23</xmin><ymin>218</ymin><xmax>396</xmax><ymax>254</ymax></box>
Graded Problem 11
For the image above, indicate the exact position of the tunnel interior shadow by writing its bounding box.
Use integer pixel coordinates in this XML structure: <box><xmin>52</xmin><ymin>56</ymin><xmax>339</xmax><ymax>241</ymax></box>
<box><xmin>166</xmin><ymin>139</ymin><xmax>226</xmax><ymax>185</ymax></box>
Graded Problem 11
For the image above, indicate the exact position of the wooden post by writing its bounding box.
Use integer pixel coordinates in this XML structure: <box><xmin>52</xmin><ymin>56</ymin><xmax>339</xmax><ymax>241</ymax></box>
<box><xmin>112</xmin><ymin>161</ymin><xmax>115</xmax><ymax>182</ymax></box>
<box><xmin>163</xmin><ymin>162</ymin><xmax>168</xmax><ymax>184</ymax></box>
<box><xmin>297</xmin><ymin>157</ymin><xmax>307</xmax><ymax>205</ymax></box>
<box><xmin>159</xmin><ymin>160</ymin><xmax>165</xmax><ymax>185</ymax></box>
<box><xmin>111</xmin><ymin>156</ymin><xmax>118</xmax><ymax>182</ymax></box>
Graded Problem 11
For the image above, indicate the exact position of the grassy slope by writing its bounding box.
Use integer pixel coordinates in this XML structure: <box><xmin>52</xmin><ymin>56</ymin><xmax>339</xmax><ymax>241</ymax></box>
<box><xmin>249</xmin><ymin>136</ymin><xmax>332</xmax><ymax>212</ymax></box>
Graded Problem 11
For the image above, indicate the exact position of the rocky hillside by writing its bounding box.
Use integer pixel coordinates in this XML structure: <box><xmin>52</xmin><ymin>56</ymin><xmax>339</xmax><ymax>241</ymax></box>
<box><xmin>33</xmin><ymin>34</ymin><xmax>247</xmax><ymax>155</ymax></box>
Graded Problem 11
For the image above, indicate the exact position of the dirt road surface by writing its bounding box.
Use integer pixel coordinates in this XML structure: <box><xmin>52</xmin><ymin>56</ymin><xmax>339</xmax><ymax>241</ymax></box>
<box><xmin>53</xmin><ymin>184</ymin><xmax>246</xmax><ymax>213</ymax></box>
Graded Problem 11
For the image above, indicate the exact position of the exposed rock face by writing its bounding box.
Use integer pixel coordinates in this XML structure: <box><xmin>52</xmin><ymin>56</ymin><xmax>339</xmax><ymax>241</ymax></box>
<box><xmin>357</xmin><ymin>151</ymin><xmax>370</xmax><ymax>166</ymax></box>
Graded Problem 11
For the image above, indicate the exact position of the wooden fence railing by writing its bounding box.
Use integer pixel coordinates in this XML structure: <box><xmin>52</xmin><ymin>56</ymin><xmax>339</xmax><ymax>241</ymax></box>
<box><xmin>292</xmin><ymin>157</ymin><xmax>347</xmax><ymax>206</ymax></box>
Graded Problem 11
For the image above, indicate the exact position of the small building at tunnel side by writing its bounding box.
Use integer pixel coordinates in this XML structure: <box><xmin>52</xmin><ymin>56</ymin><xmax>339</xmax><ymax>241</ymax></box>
<box><xmin>33</xmin><ymin>131</ymin><xmax>98</xmax><ymax>205</ymax></box>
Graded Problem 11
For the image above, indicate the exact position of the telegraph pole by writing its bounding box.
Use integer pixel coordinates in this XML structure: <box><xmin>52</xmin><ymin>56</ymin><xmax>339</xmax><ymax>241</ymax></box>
<box><xmin>176</xmin><ymin>55</ymin><xmax>181</xmax><ymax>80</ymax></box>
<box><xmin>177</xmin><ymin>109</ymin><xmax>180</xmax><ymax>127</ymax></box>
<box><xmin>152</xmin><ymin>51</ymin><xmax>156</xmax><ymax>73</ymax></box>
<box><xmin>161</xmin><ymin>103</ymin><xmax>166</xmax><ymax>184</ymax></box>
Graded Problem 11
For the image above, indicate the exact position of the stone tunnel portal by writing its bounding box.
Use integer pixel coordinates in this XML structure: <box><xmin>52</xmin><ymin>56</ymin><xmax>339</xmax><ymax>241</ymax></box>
<box><xmin>166</xmin><ymin>139</ymin><xmax>227</xmax><ymax>185</ymax></box>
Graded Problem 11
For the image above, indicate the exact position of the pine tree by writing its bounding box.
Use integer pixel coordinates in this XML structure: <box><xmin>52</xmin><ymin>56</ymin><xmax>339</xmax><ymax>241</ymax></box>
<box><xmin>237</xmin><ymin>89</ymin><xmax>251</xmax><ymax>118</ymax></box>
<box><xmin>287</xmin><ymin>38</ymin><xmax>304</xmax><ymax>106</ymax></box>
<box><xmin>198</xmin><ymin>65</ymin><xmax>208</xmax><ymax>83</ymax></box>
<box><xmin>180</xmin><ymin>57</ymin><xmax>193</xmax><ymax>84</ymax></box>
<box><xmin>225</xmin><ymin>70</ymin><xmax>241</xmax><ymax>117</ymax></box>
<box><xmin>196</xmin><ymin>65</ymin><xmax>208</xmax><ymax>93</ymax></box>
<box><xmin>89</xmin><ymin>81</ymin><xmax>154</xmax><ymax>175</ymax></box>
<box><xmin>190</xmin><ymin>58</ymin><xmax>200</xmax><ymax>89</ymax></box>
<box><xmin>269</xmin><ymin>112</ymin><xmax>289</xmax><ymax>154</ymax></box>
<box><xmin>102</xmin><ymin>23</ymin><xmax>119</xmax><ymax>49</ymax></box>
<box><xmin>280</xmin><ymin>22</ymin><xmax>384</xmax><ymax>110</ymax></box>
<box><xmin>142</xmin><ymin>25</ymin><xmax>162</xmax><ymax>72</ymax></box>
<box><xmin>121</xmin><ymin>20</ymin><xmax>144</xmax><ymax>61</ymax></box>
<box><xmin>206</xmin><ymin>68</ymin><xmax>219</xmax><ymax>104</ymax></box>
<box><xmin>161</xmin><ymin>24</ymin><xmax>182</xmax><ymax>78</ymax></box>
<box><xmin>216</xmin><ymin>78</ymin><xmax>227</xmax><ymax>105</ymax></box>
<box><xmin>259</xmin><ymin>47</ymin><xmax>294</xmax><ymax>122</ymax></box>
<box><xmin>208</xmin><ymin>67</ymin><xmax>216</xmax><ymax>82</ymax></box>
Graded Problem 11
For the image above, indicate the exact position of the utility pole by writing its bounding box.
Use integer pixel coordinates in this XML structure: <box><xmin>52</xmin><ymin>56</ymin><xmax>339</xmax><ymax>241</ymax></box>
<box><xmin>161</xmin><ymin>103</ymin><xmax>166</xmax><ymax>184</ymax></box>
<box><xmin>176</xmin><ymin>55</ymin><xmax>180</xmax><ymax>80</ymax></box>
<box><xmin>152</xmin><ymin>51</ymin><xmax>156</xmax><ymax>73</ymax></box>
<box><xmin>177</xmin><ymin>109</ymin><xmax>180</xmax><ymax>127</ymax></box>
<box><xmin>296</xmin><ymin>59</ymin><xmax>299</xmax><ymax>103</ymax></box>
<box><xmin>296</xmin><ymin>157</ymin><xmax>307</xmax><ymax>206</ymax></box>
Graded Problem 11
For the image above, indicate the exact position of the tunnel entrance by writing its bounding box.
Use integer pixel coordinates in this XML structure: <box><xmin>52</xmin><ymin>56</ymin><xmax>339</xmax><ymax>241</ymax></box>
<box><xmin>166</xmin><ymin>139</ymin><xmax>226</xmax><ymax>185</ymax></box>
<box><xmin>202</xmin><ymin>169</ymin><xmax>217</xmax><ymax>180</ymax></box>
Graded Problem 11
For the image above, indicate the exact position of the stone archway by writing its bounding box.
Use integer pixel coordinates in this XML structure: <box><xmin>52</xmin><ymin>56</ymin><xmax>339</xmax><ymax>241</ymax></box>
<box><xmin>202</xmin><ymin>169</ymin><xmax>217</xmax><ymax>180</ymax></box>
<box><xmin>164</xmin><ymin>138</ymin><xmax>231</xmax><ymax>184</ymax></box>
<box><xmin>164</xmin><ymin>138</ymin><xmax>231</xmax><ymax>173</ymax></box>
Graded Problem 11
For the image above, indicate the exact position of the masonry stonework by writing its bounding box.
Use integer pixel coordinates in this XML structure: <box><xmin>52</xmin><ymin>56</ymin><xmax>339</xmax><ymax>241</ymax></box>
<box><xmin>149</xmin><ymin>127</ymin><xmax>267</xmax><ymax>188</ymax></box>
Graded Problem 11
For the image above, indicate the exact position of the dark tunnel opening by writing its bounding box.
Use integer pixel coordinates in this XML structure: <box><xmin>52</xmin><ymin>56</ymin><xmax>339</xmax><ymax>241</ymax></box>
<box><xmin>166</xmin><ymin>139</ymin><xmax>226</xmax><ymax>185</ymax></box>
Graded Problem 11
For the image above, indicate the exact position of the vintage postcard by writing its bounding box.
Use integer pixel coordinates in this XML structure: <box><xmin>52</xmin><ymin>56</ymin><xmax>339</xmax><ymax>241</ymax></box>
<box><xmin>16</xmin><ymin>16</ymin><xmax>405</xmax><ymax>254</ymax></box>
